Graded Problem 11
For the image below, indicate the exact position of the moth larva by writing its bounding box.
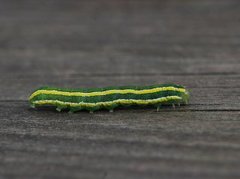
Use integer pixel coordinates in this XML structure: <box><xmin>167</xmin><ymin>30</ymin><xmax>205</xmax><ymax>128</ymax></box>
<box><xmin>29</xmin><ymin>84</ymin><xmax>189</xmax><ymax>113</ymax></box>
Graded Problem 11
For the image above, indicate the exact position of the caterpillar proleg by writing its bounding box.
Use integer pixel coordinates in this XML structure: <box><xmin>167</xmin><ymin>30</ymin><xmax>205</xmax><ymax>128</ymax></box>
<box><xmin>29</xmin><ymin>84</ymin><xmax>189</xmax><ymax>113</ymax></box>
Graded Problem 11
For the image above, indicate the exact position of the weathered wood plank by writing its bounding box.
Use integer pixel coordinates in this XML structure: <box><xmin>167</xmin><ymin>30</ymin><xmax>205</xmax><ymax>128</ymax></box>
<box><xmin>0</xmin><ymin>0</ymin><xmax>240</xmax><ymax>75</ymax></box>
<box><xmin>0</xmin><ymin>75</ymin><xmax>239</xmax><ymax>110</ymax></box>
<box><xmin>0</xmin><ymin>50</ymin><xmax>239</xmax><ymax>75</ymax></box>
<box><xmin>1</xmin><ymin>74</ymin><xmax>240</xmax><ymax>89</ymax></box>
<box><xmin>0</xmin><ymin>0</ymin><xmax>240</xmax><ymax>178</ymax></box>
<box><xmin>0</xmin><ymin>101</ymin><xmax>240</xmax><ymax>179</ymax></box>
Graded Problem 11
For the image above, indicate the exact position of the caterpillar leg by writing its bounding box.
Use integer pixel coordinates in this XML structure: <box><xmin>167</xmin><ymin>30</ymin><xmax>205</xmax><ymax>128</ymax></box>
<box><xmin>56</xmin><ymin>106</ymin><xmax>63</xmax><ymax>112</ymax></box>
<box><xmin>56</xmin><ymin>105</ymin><xmax>68</xmax><ymax>112</ymax></box>
<box><xmin>156</xmin><ymin>104</ymin><xmax>161</xmax><ymax>112</ymax></box>
<box><xmin>109</xmin><ymin>109</ymin><xmax>114</xmax><ymax>113</ymax></box>
<box><xmin>69</xmin><ymin>107</ymin><xmax>81</xmax><ymax>113</ymax></box>
<box><xmin>89</xmin><ymin>111</ymin><xmax>94</xmax><ymax>114</ymax></box>
<box><xmin>30</xmin><ymin>104</ymin><xmax>36</xmax><ymax>109</ymax></box>
<box><xmin>178</xmin><ymin>103</ymin><xmax>181</xmax><ymax>107</ymax></box>
<box><xmin>172</xmin><ymin>104</ymin><xmax>175</xmax><ymax>109</ymax></box>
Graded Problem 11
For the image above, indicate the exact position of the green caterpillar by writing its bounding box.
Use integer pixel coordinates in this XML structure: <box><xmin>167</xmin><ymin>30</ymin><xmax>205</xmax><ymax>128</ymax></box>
<box><xmin>29</xmin><ymin>84</ymin><xmax>189</xmax><ymax>113</ymax></box>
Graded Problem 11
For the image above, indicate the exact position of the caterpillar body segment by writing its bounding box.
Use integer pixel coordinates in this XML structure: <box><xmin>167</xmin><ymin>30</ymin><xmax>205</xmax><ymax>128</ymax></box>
<box><xmin>29</xmin><ymin>84</ymin><xmax>189</xmax><ymax>112</ymax></box>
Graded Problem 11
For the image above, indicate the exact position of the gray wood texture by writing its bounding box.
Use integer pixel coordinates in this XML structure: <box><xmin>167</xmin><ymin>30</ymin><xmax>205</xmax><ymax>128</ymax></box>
<box><xmin>0</xmin><ymin>0</ymin><xmax>240</xmax><ymax>178</ymax></box>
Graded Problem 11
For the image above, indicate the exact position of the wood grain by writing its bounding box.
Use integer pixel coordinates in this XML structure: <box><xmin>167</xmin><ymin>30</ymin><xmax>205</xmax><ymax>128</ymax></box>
<box><xmin>0</xmin><ymin>0</ymin><xmax>240</xmax><ymax>178</ymax></box>
<box><xmin>0</xmin><ymin>101</ymin><xmax>240</xmax><ymax>179</ymax></box>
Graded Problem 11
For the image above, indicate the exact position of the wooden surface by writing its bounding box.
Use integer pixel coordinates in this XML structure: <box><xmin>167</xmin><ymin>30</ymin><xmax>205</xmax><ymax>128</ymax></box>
<box><xmin>0</xmin><ymin>0</ymin><xmax>240</xmax><ymax>178</ymax></box>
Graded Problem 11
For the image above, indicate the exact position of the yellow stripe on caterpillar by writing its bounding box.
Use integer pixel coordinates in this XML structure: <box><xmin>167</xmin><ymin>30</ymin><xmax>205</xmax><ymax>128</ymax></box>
<box><xmin>29</xmin><ymin>87</ymin><xmax>186</xmax><ymax>100</ymax></box>
<box><xmin>33</xmin><ymin>96</ymin><xmax>182</xmax><ymax>108</ymax></box>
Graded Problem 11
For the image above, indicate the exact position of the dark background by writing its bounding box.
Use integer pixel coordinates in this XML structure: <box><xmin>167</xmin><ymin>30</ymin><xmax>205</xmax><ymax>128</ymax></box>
<box><xmin>0</xmin><ymin>0</ymin><xmax>240</xmax><ymax>178</ymax></box>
